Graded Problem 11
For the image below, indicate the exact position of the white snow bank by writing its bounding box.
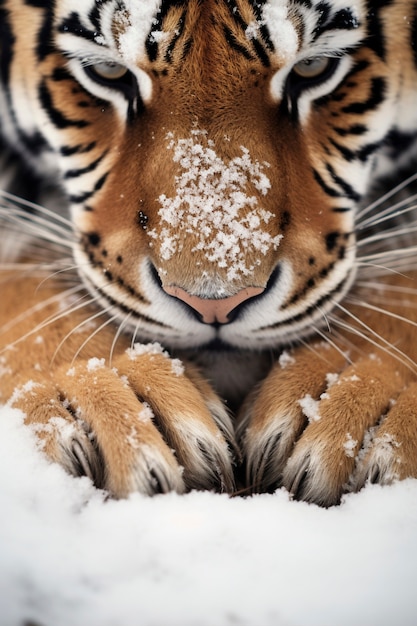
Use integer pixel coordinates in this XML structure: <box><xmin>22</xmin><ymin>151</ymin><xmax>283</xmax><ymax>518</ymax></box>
<box><xmin>1</xmin><ymin>403</ymin><xmax>417</xmax><ymax>626</ymax></box>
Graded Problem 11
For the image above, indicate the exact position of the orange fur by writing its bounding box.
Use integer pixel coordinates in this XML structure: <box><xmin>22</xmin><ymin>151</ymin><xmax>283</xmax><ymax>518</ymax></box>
<box><xmin>1</xmin><ymin>0</ymin><xmax>417</xmax><ymax>505</ymax></box>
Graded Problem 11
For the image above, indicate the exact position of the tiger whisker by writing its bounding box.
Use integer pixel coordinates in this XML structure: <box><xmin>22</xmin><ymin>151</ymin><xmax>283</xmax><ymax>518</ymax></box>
<box><xmin>310</xmin><ymin>323</ymin><xmax>353</xmax><ymax>365</ymax></box>
<box><xmin>354</xmin><ymin>280</ymin><xmax>417</xmax><ymax>294</ymax></box>
<box><xmin>357</xmin><ymin>247</ymin><xmax>417</xmax><ymax>261</ymax></box>
<box><xmin>69</xmin><ymin>311</ymin><xmax>122</xmax><ymax>367</ymax></box>
<box><xmin>345</xmin><ymin>295</ymin><xmax>417</xmax><ymax>329</ymax></box>
<box><xmin>109</xmin><ymin>312</ymin><xmax>132</xmax><ymax>366</ymax></box>
<box><xmin>357</xmin><ymin>198</ymin><xmax>417</xmax><ymax>231</ymax></box>
<box><xmin>357</xmin><ymin>224</ymin><xmax>417</xmax><ymax>247</ymax></box>
<box><xmin>0</xmin><ymin>214</ymin><xmax>74</xmax><ymax>246</ymax></box>
<box><xmin>0</xmin><ymin>189</ymin><xmax>72</xmax><ymax>227</ymax></box>
<box><xmin>0</xmin><ymin>284</ymin><xmax>85</xmax><ymax>337</ymax></box>
<box><xmin>51</xmin><ymin>303</ymin><xmax>113</xmax><ymax>365</ymax></box>
<box><xmin>355</xmin><ymin>171</ymin><xmax>417</xmax><ymax>222</ymax></box>
<box><xmin>330</xmin><ymin>303</ymin><xmax>417</xmax><ymax>373</ymax></box>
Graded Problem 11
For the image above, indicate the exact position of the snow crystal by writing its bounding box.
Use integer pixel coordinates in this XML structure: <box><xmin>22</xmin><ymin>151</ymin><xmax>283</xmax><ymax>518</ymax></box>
<box><xmin>126</xmin><ymin>342</ymin><xmax>169</xmax><ymax>361</ymax></box>
<box><xmin>346</xmin><ymin>374</ymin><xmax>360</xmax><ymax>383</ymax></box>
<box><xmin>126</xmin><ymin>426</ymin><xmax>140</xmax><ymax>449</ymax></box>
<box><xmin>343</xmin><ymin>433</ymin><xmax>358</xmax><ymax>458</ymax></box>
<box><xmin>138</xmin><ymin>403</ymin><xmax>154</xmax><ymax>423</ymax></box>
<box><xmin>114</xmin><ymin>1</ymin><xmax>162</xmax><ymax>65</ymax></box>
<box><xmin>325</xmin><ymin>372</ymin><xmax>339</xmax><ymax>389</ymax></box>
<box><xmin>171</xmin><ymin>358</ymin><xmax>185</xmax><ymax>376</ymax></box>
<box><xmin>147</xmin><ymin>131</ymin><xmax>282</xmax><ymax>281</ymax></box>
<box><xmin>245</xmin><ymin>21</ymin><xmax>261</xmax><ymax>41</ymax></box>
<box><xmin>7</xmin><ymin>380</ymin><xmax>41</xmax><ymax>406</ymax></box>
<box><xmin>261</xmin><ymin>1</ymin><xmax>298</xmax><ymax>62</ymax></box>
<box><xmin>278</xmin><ymin>351</ymin><xmax>295</xmax><ymax>369</ymax></box>
<box><xmin>298</xmin><ymin>394</ymin><xmax>321</xmax><ymax>422</ymax></box>
<box><xmin>87</xmin><ymin>357</ymin><xmax>106</xmax><ymax>372</ymax></box>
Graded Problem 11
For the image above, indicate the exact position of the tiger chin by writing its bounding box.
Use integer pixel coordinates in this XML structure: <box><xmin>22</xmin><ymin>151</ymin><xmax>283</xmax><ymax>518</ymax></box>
<box><xmin>1</xmin><ymin>0</ymin><xmax>417</xmax><ymax>507</ymax></box>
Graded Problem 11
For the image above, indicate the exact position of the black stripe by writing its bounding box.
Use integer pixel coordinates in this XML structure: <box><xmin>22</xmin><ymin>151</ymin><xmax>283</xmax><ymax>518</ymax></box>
<box><xmin>250</xmin><ymin>37</ymin><xmax>271</xmax><ymax>68</ymax></box>
<box><xmin>57</xmin><ymin>12</ymin><xmax>98</xmax><ymax>42</ymax></box>
<box><xmin>313</xmin><ymin>5</ymin><xmax>360</xmax><ymax>41</ymax></box>
<box><xmin>384</xmin><ymin>129</ymin><xmax>417</xmax><ymax>159</ymax></box>
<box><xmin>88</xmin><ymin>0</ymin><xmax>112</xmax><ymax>34</ymax></box>
<box><xmin>222</xmin><ymin>24</ymin><xmax>254</xmax><ymax>61</ymax></box>
<box><xmin>259</xmin><ymin>273</ymin><xmax>350</xmax><ymax>330</ymax></box>
<box><xmin>331</xmin><ymin>136</ymin><xmax>381</xmax><ymax>163</ymax></box>
<box><xmin>329</xmin><ymin>138</ymin><xmax>355</xmax><ymax>162</ymax></box>
<box><xmin>23</xmin><ymin>0</ymin><xmax>49</xmax><ymax>6</ymax></box>
<box><xmin>164</xmin><ymin>10</ymin><xmax>187</xmax><ymax>62</ymax></box>
<box><xmin>35</xmin><ymin>4</ymin><xmax>54</xmax><ymax>61</ymax></box>
<box><xmin>80</xmin><ymin>275</ymin><xmax>168</xmax><ymax>327</ymax></box>
<box><xmin>69</xmin><ymin>172</ymin><xmax>109</xmax><ymax>204</ymax></box>
<box><xmin>224</xmin><ymin>0</ymin><xmax>273</xmax><ymax>61</ymax></box>
<box><xmin>64</xmin><ymin>151</ymin><xmax>108</xmax><ymax>179</ymax></box>
<box><xmin>60</xmin><ymin>142</ymin><xmax>97</xmax><ymax>157</ymax></box>
<box><xmin>334</xmin><ymin>124</ymin><xmax>367</xmax><ymax>137</ymax></box>
<box><xmin>365</xmin><ymin>0</ymin><xmax>395</xmax><ymax>60</ymax></box>
<box><xmin>357</xmin><ymin>141</ymin><xmax>382</xmax><ymax>161</ymax></box>
<box><xmin>16</xmin><ymin>129</ymin><xmax>47</xmax><ymax>156</ymax></box>
<box><xmin>341</xmin><ymin>77</ymin><xmax>385</xmax><ymax>115</ymax></box>
<box><xmin>247</xmin><ymin>0</ymin><xmax>275</xmax><ymax>52</ymax></box>
<box><xmin>39</xmin><ymin>80</ymin><xmax>90</xmax><ymax>129</ymax></box>
<box><xmin>313</xmin><ymin>168</ymin><xmax>343</xmax><ymax>198</ymax></box>
<box><xmin>224</xmin><ymin>0</ymin><xmax>250</xmax><ymax>34</ymax></box>
<box><xmin>51</xmin><ymin>66</ymin><xmax>74</xmax><ymax>82</ymax></box>
<box><xmin>0</xmin><ymin>5</ymin><xmax>15</xmax><ymax>86</ymax></box>
<box><xmin>145</xmin><ymin>0</ymin><xmax>186</xmax><ymax>62</ymax></box>
<box><xmin>326</xmin><ymin>163</ymin><xmax>361</xmax><ymax>202</ymax></box>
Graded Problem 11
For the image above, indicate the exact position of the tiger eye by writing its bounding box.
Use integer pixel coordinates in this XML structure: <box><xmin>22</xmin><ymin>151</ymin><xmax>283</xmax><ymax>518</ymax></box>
<box><xmin>292</xmin><ymin>57</ymin><xmax>331</xmax><ymax>79</ymax></box>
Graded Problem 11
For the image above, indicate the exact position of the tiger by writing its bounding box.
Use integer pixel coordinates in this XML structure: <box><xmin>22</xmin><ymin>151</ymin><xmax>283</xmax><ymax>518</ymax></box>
<box><xmin>0</xmin><ymin>0</ymin><xmax>417</xmax><ymax>507</ymax></box>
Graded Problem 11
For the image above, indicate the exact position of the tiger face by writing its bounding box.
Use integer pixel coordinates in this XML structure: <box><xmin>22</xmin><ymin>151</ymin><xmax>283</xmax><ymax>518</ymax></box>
<box><xmin>2</xmin><ymin>0</ymin><xmax>416</xmax><ymax>352</ymax></box>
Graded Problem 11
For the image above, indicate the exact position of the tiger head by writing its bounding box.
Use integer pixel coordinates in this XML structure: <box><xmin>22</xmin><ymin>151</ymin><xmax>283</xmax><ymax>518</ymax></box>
<box><xmin>3</xmin><ymin>0</ymin><xmax>416</xmax><ymax>350</ymax></box>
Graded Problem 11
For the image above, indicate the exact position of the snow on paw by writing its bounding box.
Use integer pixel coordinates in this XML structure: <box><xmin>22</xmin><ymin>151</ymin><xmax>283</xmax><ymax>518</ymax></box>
<box><xmin>351</xmin><ymin>382</ymin><xmax>417</xmax><ymax>490</ymax></box>
<box><xmin>239</xmin><ymin>345</ymin><xmax>411</xmax><ymax>506</ymax></box>
<box><xmin>113</xmin><ymin>343</ymin><xmax>237</xmax><ymax>493</ymax></box>
<box><xmin>53</xmin><ymin>356</ymin><xmax>187</xmax><ymax>497</ymax></box>
<box><xmin>281</xmin><ymin>358</ymin><xmax>406</xmax><ymax>506</ymax></box>
<box><xmin>7</xmin><ymin>376</ymin><xmax>104</xmax><ymax>487</ymax></box>
<box><xmin>237</xmin><ymin>344</ymin><xmax>347</xmax><ymax>494</ymax></box>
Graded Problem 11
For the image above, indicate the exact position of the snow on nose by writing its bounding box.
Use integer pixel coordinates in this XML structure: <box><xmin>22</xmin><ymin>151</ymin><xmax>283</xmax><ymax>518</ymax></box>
<box><xmin>147</xmin><ymin>130</ymin><xmax>283</xmax><ymax>282</ymax></box>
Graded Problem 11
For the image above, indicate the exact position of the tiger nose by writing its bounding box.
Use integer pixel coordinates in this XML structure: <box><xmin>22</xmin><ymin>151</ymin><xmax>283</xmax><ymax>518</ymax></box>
<box><xmin>164</xmin><ymin>285</ymin><xmax>265</xmax><ymax>324</ymax></box>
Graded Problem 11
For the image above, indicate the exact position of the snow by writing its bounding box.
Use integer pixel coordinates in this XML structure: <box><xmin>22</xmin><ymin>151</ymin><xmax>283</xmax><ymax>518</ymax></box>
<box><xmin>87</xmin><ymin>357</ymin><xmax>106</xmax><ymax>372</ymax></box>
<box><xmin>343</xmin><ymin>432</ymin><xmax>358</xmax><ymax>458</ymax></box>
<box><xmin>1</xmin><ymin>403</ymin><xmax>417</xmax><ymax>626</ymax></box>
<box><xmin>298</xmin><ymin>393</ymin><xmax>321</xmax><ymax>422</ymax></box>
<box><xmin>261</xmin><ymin>1</ymin><xmax>298</xmax><ymax>62</ymax></box>
<box><xmin>147</xmin><ymin>131</ymin><xmax>282</xmax><ymax>281</ymax></box>
<box><xmin>278</xmin><ymin>350</ymin><xmax>295</xmax><ymax>368</ymax></box>
<box><xmin>114</xmin><ymin>0</ymin><xmax>163</xmax><ymax>65</ymax></box>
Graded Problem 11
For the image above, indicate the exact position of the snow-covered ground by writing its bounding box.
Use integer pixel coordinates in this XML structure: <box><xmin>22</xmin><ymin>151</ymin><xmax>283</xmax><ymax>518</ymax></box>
<box><xmin>1</xmin><ymin>403</ymin><xmax>417</xmax><ymax>626</ymax></box>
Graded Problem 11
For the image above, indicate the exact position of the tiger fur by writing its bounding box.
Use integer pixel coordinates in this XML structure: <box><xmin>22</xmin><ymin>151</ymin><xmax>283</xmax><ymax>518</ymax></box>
<box><xmin>1</xmin><ymin>0</ymin><xmax>417</xmax><ymax>505</ymax></box>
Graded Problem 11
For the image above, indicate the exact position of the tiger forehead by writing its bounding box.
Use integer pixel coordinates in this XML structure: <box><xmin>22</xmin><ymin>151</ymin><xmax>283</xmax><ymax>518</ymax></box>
<box><xmin>56</xmin><ymin>0</ymin><xmax>366</xmax><ymax>77</ymax></box>
<box><xmin>112</xmin><ymin>0</ymin><xmax>300</xmax><ymax>70</ymax></box>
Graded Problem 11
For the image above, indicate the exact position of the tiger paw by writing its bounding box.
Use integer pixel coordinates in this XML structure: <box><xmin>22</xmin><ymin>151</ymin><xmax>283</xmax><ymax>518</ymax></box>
<box><xmin>238</xmin><ymin>344</ymin><xmax>417</xmax><ymax>506</ymax></box>
<box><xmin>7</xmin><ymin>343</ymin><xmax>237</xmax><ymax>497</ymax></box>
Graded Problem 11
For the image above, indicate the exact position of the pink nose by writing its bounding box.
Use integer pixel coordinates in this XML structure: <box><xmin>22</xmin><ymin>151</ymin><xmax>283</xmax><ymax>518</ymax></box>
<box><xmin>164</xmin><ymin>285</ymin><xmax>265</xmax><ymax>324</ymax></box>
